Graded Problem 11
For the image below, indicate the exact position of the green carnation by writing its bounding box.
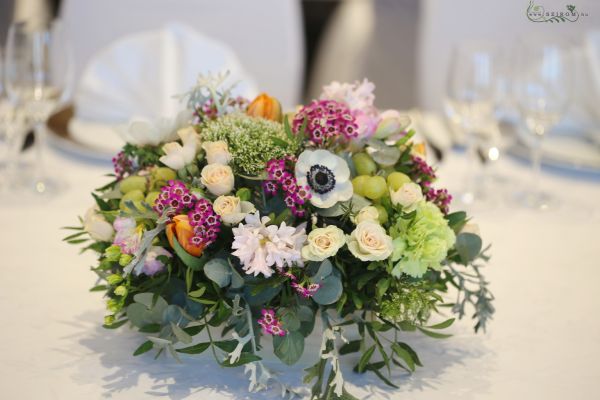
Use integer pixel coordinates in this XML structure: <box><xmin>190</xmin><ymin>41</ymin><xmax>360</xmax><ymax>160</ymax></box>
<box><xmin>200</xmin><ymin>114</ymin><xmax>299</xmax><ymax>175</ymax></box>
<box><xmin>389</xmin><ymin>202</ymin><xmax>455</xmax><ymax>278</ymax></box>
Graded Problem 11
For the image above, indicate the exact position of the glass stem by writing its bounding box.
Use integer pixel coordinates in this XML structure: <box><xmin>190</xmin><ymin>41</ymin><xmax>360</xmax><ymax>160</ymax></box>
<box><xmin>462</xmin><ymin>124</ymin><xmax>477</xmax><ymax>204</ymax></box>
<box><xmin>530</xmin><ymin>133</ymin><xmax>542</xmax><ymax>195</ymax></box>
<box><xmin>33</xmin><ymin>120</ymin><xmax>47</xmax><ymax>192</ymax></box>
<box><xmin>4</xmin><ymin>124</ymin><xmax>24</xmax><ymax>188</ymax></box>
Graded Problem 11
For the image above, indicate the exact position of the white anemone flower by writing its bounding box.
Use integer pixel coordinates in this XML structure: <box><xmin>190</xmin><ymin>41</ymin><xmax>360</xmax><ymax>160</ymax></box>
<box><xmin>295</xmin><ymin>149</ymin><xmax>353</xmax><ymax>208</ymax></box>
<box><xmin>117</xmin><ymin>109</ymin><xmax>193</xmax><ymax>146</ymax></box>
<box><xmin>231</xmin><ymin>212</ymin><xmax>307</xmax><ymax>277</ymax></box>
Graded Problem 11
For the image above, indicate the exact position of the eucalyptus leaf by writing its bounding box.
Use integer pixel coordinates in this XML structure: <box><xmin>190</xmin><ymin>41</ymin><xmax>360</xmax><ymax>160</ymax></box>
<box><xmin>371</xmin><ymin>146</ymin><xmax>401</xmax><ymax>167</ymax></box>
<box><xmin>315</xmin><ymin>202</ymin><xmax>346</xmax><ymax>217</ymax></box>
<box><xmin>273</xmin><ymin>331</ymin><xmax>305</xmax><ymax>365</ymax></box>
<box><xmin>310</xmin><ymin>259</ymin><xmax>333</xmax><ymax>282</ymax></box>
<box><xmin>127</xmin><ymin>303</ymin><xmax>155</xmax><ymax>328</ymax></box>
<box><xmin>455</xmin><ymin>233</ymin><xmax>483</xmax><ymax>263</ymax></box>
<box><xmin>311</xmin><ymin>272</ymin><xmax>343</xmax><ymax>305</ymax></box>
<box><xmin>280</xmin><ymin>308</ymin><xmax>301</xmax><ymax>331</ymax></box>
<box><xmin>204</xmin><ymin>258</ymin><xmax>232</xmax><ymax>288</ymax></box>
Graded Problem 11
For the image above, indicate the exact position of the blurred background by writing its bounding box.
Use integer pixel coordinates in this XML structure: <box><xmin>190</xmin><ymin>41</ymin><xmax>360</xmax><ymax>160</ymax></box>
<box><xmin>1</xmin><ymin>0</ymin><xmax>600</xmax><ymax>205</ymax></box>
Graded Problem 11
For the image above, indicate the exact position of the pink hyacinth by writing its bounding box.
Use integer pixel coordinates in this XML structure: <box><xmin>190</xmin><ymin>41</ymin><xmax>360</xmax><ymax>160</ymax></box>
<box><xmin>257</xmin><ymin>309</ymin><xmax>286</xmax><ymax>337</ymax></box>
<box><xmin>292</xmin><ymin>99</ymin><xmax>358</xmax><ymax>145</ymax></box>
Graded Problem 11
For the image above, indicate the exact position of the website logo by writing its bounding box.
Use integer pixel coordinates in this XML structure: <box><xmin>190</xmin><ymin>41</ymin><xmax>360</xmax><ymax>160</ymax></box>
<box><xmin>527</xmin><ymin>1</ymin><xmax>589</xmax><ymax>23</ymax></box>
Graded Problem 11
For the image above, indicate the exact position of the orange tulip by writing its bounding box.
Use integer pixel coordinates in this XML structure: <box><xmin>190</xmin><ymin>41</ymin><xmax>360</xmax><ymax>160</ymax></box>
<box><xmin>412</xmin><ymin>142</ymin><xmax>427</xmax><ymax>157</ymax></box>
<box><xmin>247</xmin><ymin>93</ymin><xmax>282</xmax><ymax>122</ymax></box>
<box><xmin>166</xmin><ymin>215</ymin><xmax>205</xmax><ymax>257</ymax></box>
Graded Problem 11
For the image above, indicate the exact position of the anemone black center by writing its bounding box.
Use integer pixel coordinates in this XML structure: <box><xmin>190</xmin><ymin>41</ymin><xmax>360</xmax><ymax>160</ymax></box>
<box><xmin>307</xmin><ymin>164</ymin><xmax>336</xmax><ymax>194</ymax></box>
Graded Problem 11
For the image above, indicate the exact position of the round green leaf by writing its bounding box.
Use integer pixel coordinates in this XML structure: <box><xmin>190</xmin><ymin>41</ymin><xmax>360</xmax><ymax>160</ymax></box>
<box><xmin>273</xmin><ymin>331</ymin><xmax>305</xmax><ymax>365</ymax></box>
<box><xmin>455</xmin><ymin>232</ymin><xmax>483</xmax><ymax>263</ymax></box>
<box><xmin>204</xmin><ymin>258</ymin><xmax>231</xmax><ymax>288</ymax></box>
<box><xmin>311</xmin><ymin>273</ymin><xmax>343</xmax><ymax>305</ymax></box>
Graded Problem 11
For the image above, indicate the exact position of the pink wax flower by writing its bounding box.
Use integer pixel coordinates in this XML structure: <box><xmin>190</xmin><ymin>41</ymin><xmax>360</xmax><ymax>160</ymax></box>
<box><xmin>257</xmin><ymin>308</ymin><xmax>286</xmax><ymax>337</ymax></box>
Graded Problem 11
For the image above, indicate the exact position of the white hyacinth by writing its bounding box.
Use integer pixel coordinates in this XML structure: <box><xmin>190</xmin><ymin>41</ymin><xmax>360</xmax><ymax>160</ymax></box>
<box><xmin>231</xmin><ymin>212</ymin><xmax>307</xmax><ymax>277</ymax></box>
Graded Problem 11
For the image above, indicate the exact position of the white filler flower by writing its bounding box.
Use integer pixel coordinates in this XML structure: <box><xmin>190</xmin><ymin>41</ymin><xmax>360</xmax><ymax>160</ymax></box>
<box><xmin>295</xmin><ymin>149</ymin><xmax>353</xmax><ymax>208</ymax></box>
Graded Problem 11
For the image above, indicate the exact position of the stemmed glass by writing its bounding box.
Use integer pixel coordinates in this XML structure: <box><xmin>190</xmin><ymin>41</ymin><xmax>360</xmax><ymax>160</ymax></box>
<box><xmin>0</xmin><ymin>48</ymin><xmax>28</xmax><ymax>193</ymax></box>
<box><xmin>446</xmin><ymin>41</ymin><xmax>498</xmax><ymax>206</ymax></box>
<box><xmin>4</xmin><ymin>20</ymin><xmax>73</xmax><ymax>195</ymax></box>
<box><xmin>512</xmin><ymin>38</ymin><xmax>571</xmax><ymax>210</ymax></box>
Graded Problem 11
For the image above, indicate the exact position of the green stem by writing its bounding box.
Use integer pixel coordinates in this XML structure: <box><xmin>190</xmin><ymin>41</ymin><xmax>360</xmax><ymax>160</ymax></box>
<box><xmin>245</xmin><ymin>305</ymin><xmax>258</xmax><ymax>354</ymax></box>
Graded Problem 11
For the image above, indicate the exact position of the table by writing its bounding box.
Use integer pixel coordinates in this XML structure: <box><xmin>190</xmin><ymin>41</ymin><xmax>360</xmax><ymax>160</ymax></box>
<box><xmin>1</xmin><ymin>144</ymin><xmax>599</xmax><ymax>399</ymax></box>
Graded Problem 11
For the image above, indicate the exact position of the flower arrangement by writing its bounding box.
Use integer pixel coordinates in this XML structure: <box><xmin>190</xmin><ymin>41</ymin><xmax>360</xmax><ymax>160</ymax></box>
<box><xmin>65</xmin><ymin>72</ymin><xmax>493</xmax><ymax>399</ymax></box>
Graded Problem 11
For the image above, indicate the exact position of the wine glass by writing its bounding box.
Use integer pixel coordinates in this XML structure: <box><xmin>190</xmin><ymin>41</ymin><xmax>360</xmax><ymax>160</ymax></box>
<box><xmin>0</xmin><ymin>48</ymin><xmax>28</xmax><ymax>193</ymax></box>
<box><xmin>4</xmin><ymin>20</ymin><xmax>73</xmax><ymax>195</ymax></box>
<box><xmin>512</xmin><ymin>38</ymin><xmax>571</xmax><ymax>210</ymax></box>
<box><xmin>445</xmin><ymin>41</ymin><xmax>498</xmax><ymax>206</ymax></box>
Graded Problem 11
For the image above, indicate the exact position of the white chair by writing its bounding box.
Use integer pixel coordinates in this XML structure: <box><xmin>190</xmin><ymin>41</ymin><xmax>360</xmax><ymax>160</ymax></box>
<box><xmin>59</xmin><ymin>0</ymin><xmax>304</xmax><ymax>108</ymax></box>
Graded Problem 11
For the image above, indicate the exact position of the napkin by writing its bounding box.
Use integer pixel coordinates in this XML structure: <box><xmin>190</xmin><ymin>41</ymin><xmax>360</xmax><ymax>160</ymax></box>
<box><xmin>71</xmin><ymin>22</ymin><xmax>257</xmax><ymax>154</ymax></box>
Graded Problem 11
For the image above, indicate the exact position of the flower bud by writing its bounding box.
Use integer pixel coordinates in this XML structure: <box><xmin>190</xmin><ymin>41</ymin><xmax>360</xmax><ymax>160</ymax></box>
<box><xmin>106</xmin><ymin>274</ymin><xmax>123</xmax><ymax>286</ymax></box>
<box><xmin>119</xmin><ymin>253</ymin><xmax>133</xmax><ymax>267</ymax></box>
<box><xmin>104</xmin><ymin>315</ymin><xmax>115</xmax><ymax>326</ymax></box>
<box><xmin>114</xmin><ymin>285</ymin><xmax>128</xmax><ymax>297</ymax></box>
<box><xmin>236</xmin><ymin>187</ymin><xmax>252</xmax><ymax>202</ymax></box>
<box><xmin>247</xmin><ymin>93</ymin><xmax>282</xmax><ymax>122</ymax></box>
<box><xmin>104</xmin><ymin>245</ymin><xmax>122</xmax><ymax>262</ymax></box>
<box><xmin>106</xmin><ymin>299</ymin><xmax>121</xmax><ymax>312</ymax></box>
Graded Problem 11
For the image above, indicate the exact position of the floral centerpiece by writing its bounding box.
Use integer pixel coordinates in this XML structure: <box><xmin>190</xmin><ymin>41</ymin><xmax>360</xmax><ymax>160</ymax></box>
<box><xmin>65</xmin><ymin>72</ymin><xmax>493</xmax><ymax>399</ymax></box>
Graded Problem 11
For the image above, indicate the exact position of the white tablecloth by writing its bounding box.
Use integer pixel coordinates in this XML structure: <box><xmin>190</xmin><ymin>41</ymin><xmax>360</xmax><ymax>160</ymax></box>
<box><xmin>1</xmin><ymin>144</ymin><xmax>599</xmax><ymax>399</ymax></box>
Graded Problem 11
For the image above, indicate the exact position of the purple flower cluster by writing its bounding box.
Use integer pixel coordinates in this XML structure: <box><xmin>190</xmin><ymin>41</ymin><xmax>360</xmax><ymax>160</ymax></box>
<box><xmin>425</xmin><ymin>187</ymin><xmax>453</xmax><ymax>215</ymax></box>
<box><xmin>192</xmin><ymin>96</ymin><xmax>249</xmax><ymax>125</ymax></box>
<box><xmin>410</xmin><ymin>156</ymin><xmax>437</xmax><ymax>183</ymax></box>
<box><xmin>408</xmin><ymin>155</ymin><xmax>452</xmax><ymax>214</ymax></box>
<box><xmin>154</xmin><ymin>180</ymin><xmax>195</xmax><ymax>216</ymax></box>
<box><xmin>187</xmin><ymin>198</ymin><xmax>221</xmax><ymax>247</ymax></box>
<box><xmin>191</xmin><ymin>98</ymin><xmax>218</xmax><ymax>125</ymax></box>
<box><xmin>263</xmin><ymin>157</ymin><xmax>311</xmax><ymax>218</ymax></box>
<box><xmin>292</xmin><ymin>99</ymin><xmax>358</xmax><ymax>145</ymax></box>
<box><xmin>112</xmin><ymin>151</ymin><xmax>133</xmax><ymax>180</ymax></box>
<box><xmin>257</xmin><ymin>309</ymin><xmax>286</xmax><ymax>336</ymax></box>
<box><xmin>154</xmin><ymin>180</ymin><xmax>222</xmax><ymax>247</ymax></box>
<box><xmin>280</xmin><ymin>270</ymin><xmax>321</xmax><ymax>298</ymax></box>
